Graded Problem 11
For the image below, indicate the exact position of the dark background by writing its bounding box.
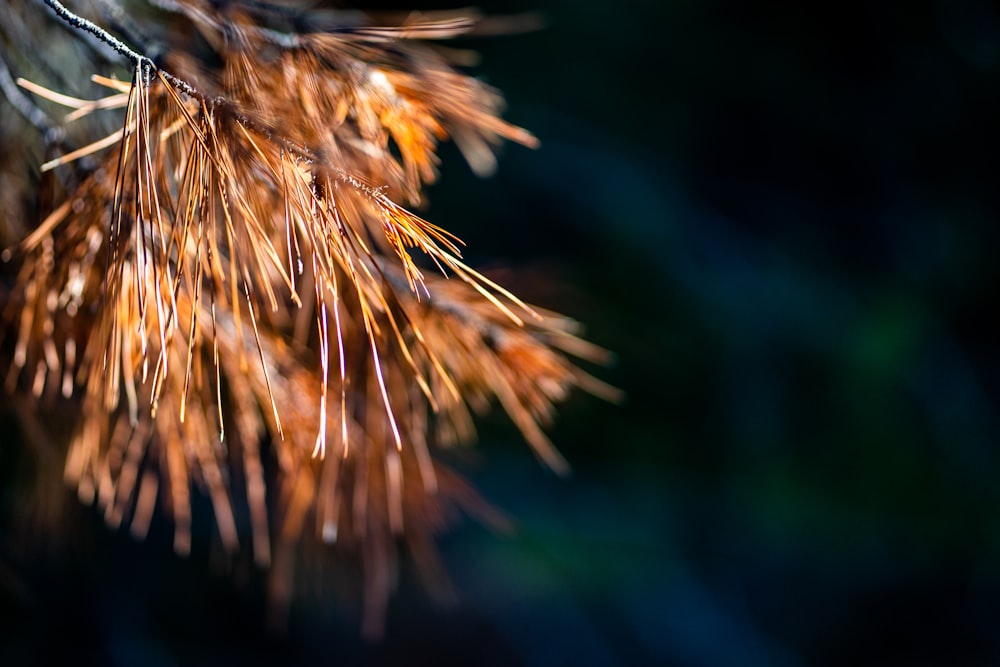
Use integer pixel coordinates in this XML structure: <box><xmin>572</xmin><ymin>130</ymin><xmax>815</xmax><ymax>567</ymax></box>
<box><xmin>4</xmin><ymin>0</ymin><xmax>1000</xmax><ymax>665</ymax></box>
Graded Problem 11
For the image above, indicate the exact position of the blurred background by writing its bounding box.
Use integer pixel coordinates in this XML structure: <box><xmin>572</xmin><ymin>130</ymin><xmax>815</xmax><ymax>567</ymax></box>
<box><xmin>4</xmin><ymin>0</ymin><xmax>1000</xmax><ymax>665</ymax></box>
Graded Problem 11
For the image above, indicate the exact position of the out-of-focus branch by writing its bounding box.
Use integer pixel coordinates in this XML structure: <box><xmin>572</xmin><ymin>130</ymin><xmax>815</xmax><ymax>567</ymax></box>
<box><xmin>0</xmin><ymin>53</ymin><xmax>63</xmax><ymax>142</ymax></box>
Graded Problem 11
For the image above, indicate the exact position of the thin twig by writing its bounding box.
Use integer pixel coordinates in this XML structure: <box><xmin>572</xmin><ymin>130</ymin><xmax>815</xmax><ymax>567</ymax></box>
<box><xmin>41</xmin><ymin>0</ymin><xmax>148</xmax><ymax>69</ymax></box>
<box><xmin>93</xmin><ymin>0</ymin><xmax>165</xmax><ymax>60</ymax></box>
<box><xmin>39</xmin><ymin>0</ymin><xmax>200</xmax><ymax>97</ymax></box>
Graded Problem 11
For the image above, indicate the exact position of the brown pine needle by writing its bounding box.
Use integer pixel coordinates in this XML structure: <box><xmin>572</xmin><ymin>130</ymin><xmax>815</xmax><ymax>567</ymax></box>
<box><xmin>40</xmin><ymin>127</ymin><xmax>127</xmax><ymax>171</ymax></box>
<box><xmin>1</xmin><ymin>0</ymin><xmax>620</xmax><ymax>636</ymax></box>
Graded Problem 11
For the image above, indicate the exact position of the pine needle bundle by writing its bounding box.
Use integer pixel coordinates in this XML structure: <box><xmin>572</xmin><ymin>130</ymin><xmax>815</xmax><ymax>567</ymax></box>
<box><xmin>0</xmin><ymin>0</ymin><xmax>616</xmax><ymax>634</ymax></box>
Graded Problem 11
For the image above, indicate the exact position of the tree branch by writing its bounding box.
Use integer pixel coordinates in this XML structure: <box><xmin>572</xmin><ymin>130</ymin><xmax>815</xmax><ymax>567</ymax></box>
<box><xmin>41</xmin><ymin>0</ymin><xmax>148</xmax><ymax>70</ymax></box>
<box><xmin>0</xmin><ymin>53</ymin><xmax>63</xmax><ymax>142</ymax></box>
<box><xmin>39</xmin><ymin>0</ymin><xmax>201</xmax><ymax>97</ymax></box>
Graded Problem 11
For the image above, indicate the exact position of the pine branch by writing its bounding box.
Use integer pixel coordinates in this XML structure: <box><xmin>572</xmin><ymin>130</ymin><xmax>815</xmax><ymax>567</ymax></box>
<box><xmin>1</xmin><ymin>0</ymin><xmax>613</xmax><ymax>636</ymax></box>
<box><xmin>41</xmin><ymin>0</ymin><xmax>148</xmax><ymax>69</ymax></box>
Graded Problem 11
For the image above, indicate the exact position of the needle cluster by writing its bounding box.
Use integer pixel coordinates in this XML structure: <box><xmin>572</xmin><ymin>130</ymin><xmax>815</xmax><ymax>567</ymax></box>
<box><xmin>0</xmin><ymin>0</ymin><xmax>615</xmax><ymax>633</ymax></box>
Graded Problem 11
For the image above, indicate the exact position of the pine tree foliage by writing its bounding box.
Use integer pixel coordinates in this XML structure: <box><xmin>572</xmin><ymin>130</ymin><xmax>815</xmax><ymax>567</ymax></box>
<box><xmin>0</xmin><ymin>0</ymin><xmax>616</xmax><ymax>633</ymax></box>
